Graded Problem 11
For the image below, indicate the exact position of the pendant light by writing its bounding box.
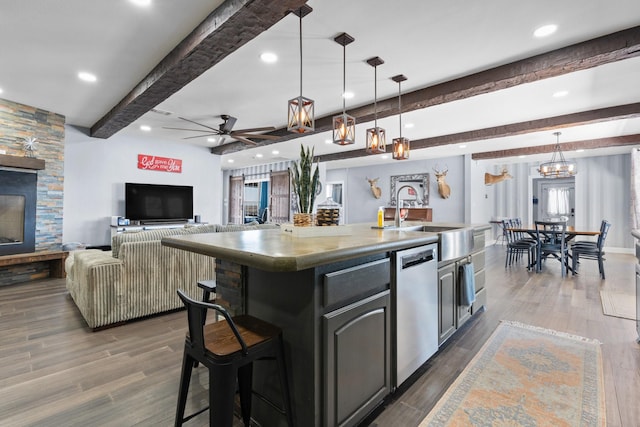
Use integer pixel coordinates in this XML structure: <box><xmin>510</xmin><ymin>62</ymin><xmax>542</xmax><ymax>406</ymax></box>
<box><xmin>391</xmin><ymin>74</ymin><xmax>409</xmax><ymax>160</ymax></box>
<box><xmin>365</xmin><ymin>57</ymin><xmax>386</xmax><ymax>154</ymax></box>
<box><xmin>332</xmin><ymin>32</ymin><xmax>356</xmax><ymax>145</ymax></box>
<box><xmin>287</xmin><ymin>5</ymin><xmax>314</xmax><ymax>134</ymax></box>
<box><xmin>538</xmin><ymin>132</ymin><xmax>578</xmax><ymax>178</ymax></box>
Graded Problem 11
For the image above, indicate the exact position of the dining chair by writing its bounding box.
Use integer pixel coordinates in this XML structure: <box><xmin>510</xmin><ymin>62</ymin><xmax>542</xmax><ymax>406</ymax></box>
<box><xmin>571</xmin><ymin>220</ymin><xmax>611</xmax><ymax>279</ymax></box>
<box><xmin>503</xmin><ymin>219</ymin><xmax>536</xmax><ymax>270</ymax></box>
<box><xmin>175</xmin><ymin>289</ymin><xmax>294</xmax><ymax>427</ymax></box>
<box><xmin>535</xmin><ymin>220</ymin><xmax>569</xmax><ymax>277</ymax></box>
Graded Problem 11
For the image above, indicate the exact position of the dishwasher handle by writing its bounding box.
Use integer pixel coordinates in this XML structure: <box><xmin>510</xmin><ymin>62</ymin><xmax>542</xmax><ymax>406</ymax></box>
<box><xmin>401</xmin><ymin>249</ymin><xmax>435</xmax><ymax>269</ymax></box>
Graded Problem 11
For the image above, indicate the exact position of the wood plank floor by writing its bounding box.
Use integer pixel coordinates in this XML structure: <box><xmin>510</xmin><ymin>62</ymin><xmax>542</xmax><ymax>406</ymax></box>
<box><xmin>0</xmin><ymin>245</ymin><xmax>638</xmax><ymax>426</ymax></box>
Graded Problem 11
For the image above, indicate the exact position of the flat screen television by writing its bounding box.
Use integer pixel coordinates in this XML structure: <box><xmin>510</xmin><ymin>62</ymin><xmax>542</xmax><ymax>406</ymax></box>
<box><xmin>125</xmin><ymin>183</ymin><xmax>193</xmax><ymax>223</ymax></box>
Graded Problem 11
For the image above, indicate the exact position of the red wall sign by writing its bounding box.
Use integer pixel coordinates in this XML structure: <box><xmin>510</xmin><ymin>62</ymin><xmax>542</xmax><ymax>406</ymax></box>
<box><xmin>137</xmin><ymin>154</ymin><xmax>182</xmax><ymax>173</ymax></box>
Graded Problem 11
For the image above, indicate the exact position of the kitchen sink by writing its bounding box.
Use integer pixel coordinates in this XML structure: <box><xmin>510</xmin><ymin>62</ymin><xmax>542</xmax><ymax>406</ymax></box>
<box><xmin>395</xmin><ymin>224</ymin><xmax>474</xmax><ymax>262</ymax></box>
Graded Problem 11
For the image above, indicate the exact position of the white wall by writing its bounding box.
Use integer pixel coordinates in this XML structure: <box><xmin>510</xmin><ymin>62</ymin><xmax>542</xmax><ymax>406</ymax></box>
<box><xmin>327</xmin><ymin>155</ymin><xmax>467</xmax><ymax>224</ymax></box>
<box><xmin>63</xmin><ymin>126</ymin><xmax>222</xmax><ymax>246</ymax></box>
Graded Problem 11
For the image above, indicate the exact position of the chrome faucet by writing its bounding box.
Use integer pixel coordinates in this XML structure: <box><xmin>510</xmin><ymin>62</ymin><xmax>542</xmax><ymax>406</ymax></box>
<box><xmin>395</xmin><ymin>184</ymin><xmax>418</xmax><ymax>228</ymax></box>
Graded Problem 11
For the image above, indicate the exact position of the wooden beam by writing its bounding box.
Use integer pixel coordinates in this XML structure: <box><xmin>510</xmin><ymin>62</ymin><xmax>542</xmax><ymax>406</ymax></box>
<box><xmin>471</xmin><ymin>134</ymin><xmax>640</xmax><ymax>160</ymax></box>
<box><xmin>90</xmin><ymin>0</ymin><xmax>308</xmax><ymax>139</ymax></box>
<box><xmin>314</xmin><ymin>103</ymin><xmax>640</xmax><ymax>163</ymax></box>
<box><xmin>212</xmin><ymin>25</ymin><xmax>640</xmax><ymax>155</ymax></box>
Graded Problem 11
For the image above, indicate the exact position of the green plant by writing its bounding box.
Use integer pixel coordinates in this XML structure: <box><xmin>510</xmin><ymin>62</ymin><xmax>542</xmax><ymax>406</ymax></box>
<box><xmin>291</xmin><ymin>145</ymin><xmax>320</xmax><ymax>214</ymax></box>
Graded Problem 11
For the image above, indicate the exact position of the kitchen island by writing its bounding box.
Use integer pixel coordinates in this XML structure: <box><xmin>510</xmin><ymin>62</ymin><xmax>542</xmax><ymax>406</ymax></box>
<box><xmin>162</xmin><ymin>222</ymin><xmax>489</xmax><ymax>427</ymax></box>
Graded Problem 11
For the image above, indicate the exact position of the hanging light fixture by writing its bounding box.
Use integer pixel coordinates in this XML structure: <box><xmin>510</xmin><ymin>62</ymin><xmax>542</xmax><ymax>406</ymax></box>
<box><xmin>391</xmin><ymin>74</ymin><xmax>409</xmax><ymax>160</ymax></box>
<box><xmin>538</xmin><ymin>131</ymin><xmax>578</xmax><ymax>178</ymax></box>
<box><xmin>332</xmin><ymin>32</ymin><xmax>356</xmax><ymax>145</ymax></box>
<box><xmin>287</xmin><ymin>5</ymin><xmax>314</xmax><ymax>134</ymax></box>
<box><xmin>365</xmin><ymin>57</ymin><xmax>386</xmax><ymax>154</ymax></box>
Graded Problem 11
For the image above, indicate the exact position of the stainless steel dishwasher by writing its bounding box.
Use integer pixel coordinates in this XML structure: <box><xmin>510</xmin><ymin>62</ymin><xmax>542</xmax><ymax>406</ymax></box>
<box><xmin>393</xmin><ymin>243</ymin><xmax>439</xmax><ymax>387</ymax></box>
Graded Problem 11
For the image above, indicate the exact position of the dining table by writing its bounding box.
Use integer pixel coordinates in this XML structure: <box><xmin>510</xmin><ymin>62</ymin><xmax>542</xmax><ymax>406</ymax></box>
<box><xmin>506</xmin><ymin>224</ymin><xmax>601</xmax><ymax>274</ymax></box>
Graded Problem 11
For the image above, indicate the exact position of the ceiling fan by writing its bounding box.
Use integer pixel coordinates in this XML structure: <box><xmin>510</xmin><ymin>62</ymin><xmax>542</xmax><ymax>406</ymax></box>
<box><xmin>163</xmin><ymin>114</ymin><xmax>279</xmax><ymax>145</ymax></box>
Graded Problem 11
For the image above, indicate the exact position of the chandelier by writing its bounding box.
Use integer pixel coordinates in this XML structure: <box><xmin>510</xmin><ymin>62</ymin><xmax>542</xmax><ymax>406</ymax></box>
<box><xmin>538</xmin><ymin>132</ymin><xmax>577</xmax><ymax>178</ymax></box>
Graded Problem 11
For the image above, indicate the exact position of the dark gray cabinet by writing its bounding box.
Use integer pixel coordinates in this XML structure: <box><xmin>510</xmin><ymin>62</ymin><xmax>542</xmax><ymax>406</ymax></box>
<box><xmin>323</xmin><ymin>290</ymin><xmax>391</xmax><ymax>427</ymax></box>
<box><xmin>438</xmin><ymin>262</ymin><xmax>456</xmax><ymax>344</ymax></box>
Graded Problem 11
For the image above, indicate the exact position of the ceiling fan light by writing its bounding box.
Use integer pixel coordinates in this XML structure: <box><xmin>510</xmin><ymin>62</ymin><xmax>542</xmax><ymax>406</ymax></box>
<box><xmin>392</xmin><ymin>137</ymin><xmax>410</xmax><ymax>160</ymax></box>
<box><xmin>287</xmin><ymin>95</ymin><xmax>315</xmax><ymax>133</ymax></box>
<box><xmin>332</xmin><ymin>113</ymin><xmax>356</xmax><ymax>145</ymax></box>
<box><xmin>366</xmin><ymin>127</ymin><xmax>386</xmax><ymax>154</ymax></box>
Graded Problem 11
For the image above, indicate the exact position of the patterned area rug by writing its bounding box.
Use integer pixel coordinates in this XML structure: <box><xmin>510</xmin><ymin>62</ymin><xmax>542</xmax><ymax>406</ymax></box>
<box><xmin>419</xmin><ymin>321</ymin><xmax>605</xmax><ymax>426</ymax></box>
<box><xmin>599</xmin><ymin>290</ymin><xmax>637</xmax><ymax>320</ymax></box>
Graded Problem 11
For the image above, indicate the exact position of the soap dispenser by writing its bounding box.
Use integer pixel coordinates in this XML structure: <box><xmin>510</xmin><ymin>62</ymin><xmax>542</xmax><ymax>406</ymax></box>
<box><xmin>377</xmin><ymin>206</ymin><xmax>384</xmax><ymax>228</ymax></box>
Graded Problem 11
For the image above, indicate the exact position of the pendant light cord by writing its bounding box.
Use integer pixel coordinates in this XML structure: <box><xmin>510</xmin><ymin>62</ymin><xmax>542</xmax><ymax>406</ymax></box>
<box><xmin>373</xmin><ymin>65</ymin><xmax>378</xmax><ymax>127</ymax></box>
<box><xmin>342</xmin><ymin>44</ymin><xmax>346</xmax><ymax>113</ymax></box>
<box><xmin>299</xmin><ymin>12</ymin><xmax>303</xmax><ymax>98</ymax></box>
<box><xmin>398</xmin><ymin>81</ymin><xmax>402</xmax><ymax>138</ymax></box>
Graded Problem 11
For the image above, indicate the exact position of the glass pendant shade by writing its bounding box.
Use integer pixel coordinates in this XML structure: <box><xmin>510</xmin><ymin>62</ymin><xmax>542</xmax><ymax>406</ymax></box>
<box><xmin>366</xmin><ymin>56</ymin><xmax>386</xmax><ymax>154</ymax></box>
<box><xmin>366</xmin><ymin>127</ymin><xmax>386</xmax><ymax>154</ymax></box>
<box><xmin>538</xmin><ymin>132</ymin><xmax>577</xmax><ymax>178</ymax></box>
<box><xmin>391</xmin><ymin>74</ymin><xmax>409</xmax><ymax>160</ymax></box>
<box><xmin>288</xmin><ymin>95</ymin><xmax>314</xmax><ymax>133</ymax></box>
<box><xmin>287</xmin><ymin>5</ymin><xmax>314</xmax><ymax>134</ymax></box>
<box><xmin>332</xmin><ymin>33</ymin><xmax>355</xmax><ymax>145</ymax></box>
<box><xmin>392</xmin><ymin>137</ymin><xmax>410</xmax><ymax>160</ymax></box>
<box><xmin>333</xmin><ymin>113</ymin><xmax>356</xmax><ymax>145</ymax></box>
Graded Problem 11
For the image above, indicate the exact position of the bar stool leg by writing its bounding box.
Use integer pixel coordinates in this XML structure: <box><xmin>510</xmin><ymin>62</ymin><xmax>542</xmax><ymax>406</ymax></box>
<box><xmin>175</xmin><ymin>351</ymin><xmax>195</xmax><ymax>427</ymax></box>
<box><xmin>276</xmin><ymin>335</ymin><xmax>295</xmax><ymax>427</ymax></box>
<box><xmin>238</xmin><ymin>363</ymin><xmax>253</xmax><ymax>427</ymax></box>
<box><xmin>211</xmin><ymin>364</ymin><xmax>237</xmax><ymax>427</ymax></box>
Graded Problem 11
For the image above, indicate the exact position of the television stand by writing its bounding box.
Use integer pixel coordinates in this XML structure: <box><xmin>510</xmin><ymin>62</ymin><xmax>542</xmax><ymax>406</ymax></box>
<box><xmin>137</xmin><ymin>220</ymin><xmax>188</xmax><ymax>226</ymax></box>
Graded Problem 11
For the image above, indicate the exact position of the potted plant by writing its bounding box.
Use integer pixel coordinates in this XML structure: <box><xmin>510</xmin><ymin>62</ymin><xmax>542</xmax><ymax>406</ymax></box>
<box><xmin>291</xmin><ymin>145</ymin><xmax>320</xmax><ymax>226</ymax></box>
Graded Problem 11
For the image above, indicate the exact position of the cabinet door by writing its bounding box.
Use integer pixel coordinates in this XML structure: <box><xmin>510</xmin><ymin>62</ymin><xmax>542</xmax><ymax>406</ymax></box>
<box><xmin>636</xmin><ymin>266</ymin><xmax>640</xmax><ymax>341</ymax></box>
<box><xmin>456</xmin><ymin>259</ymin><xmax>472</xmax><ymax>328</ymax></box>
<box><xmin>323</xmin><ymin>291</ymin><xmax>391</xmax><ymax>427</ymax></box>
<box><xmin>438</xmin><ymin>263</ymin><xmax>456</xmax><ymax>345</ymax></box>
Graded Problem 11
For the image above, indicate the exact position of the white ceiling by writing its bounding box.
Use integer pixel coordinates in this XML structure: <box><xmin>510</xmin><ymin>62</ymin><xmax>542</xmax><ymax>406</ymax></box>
<box><xmin>2</xmin><ymin>0</ymin><xmax>640</xmax><ymax>170</ymax></box>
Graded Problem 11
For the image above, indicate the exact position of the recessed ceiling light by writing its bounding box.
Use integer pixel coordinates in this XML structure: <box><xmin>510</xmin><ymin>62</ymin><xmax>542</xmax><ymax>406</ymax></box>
<box><xmin>0</xmin><ymin>87</ymin><xmax>3</xmax><ymax>94</ymax></box>
<box><xmin>459</xmin><ymin>144</ymin><xmax>467</xmax><ymax>149</ymax></box>
<box><xmin>207</xmin><ymin>137</ymin><xmax>216</xmax><ymax>143</ymax></box>
<box><xmin>78</xmin><ymin>71</ymin><xmax>97</xmax><ymax>82</ymax></box>
<box><xmin>260</xmin><ymin>52</ymin><xmax>278</xmax><ymax>63</ymax></box>
<box><xmin>576</xmin><ymin>149</ymin><xmax>585</xmax><ymax>153</ymax></box>
<box><xmin>140</xmin><ymin>125</ymin><xmax>151</xmax><ymax>131</ymax></box>
<box><xmin>227</xmin><ymin>159</ymin><xmax>235</xmax><ymax>163</ymax></box>
<box><xmin>518</xmin><ymin>155</ymin><xmax>526</xmax><ymax>158</ymax></box>
<box><xmin>342</xmin><ymin>91</ymin><xmax>354</xmax><ymax>99</ymax></box>
<box><xmin>553</xmin><ymin>90</ymin><xmax>569</xmax><ymax>98</ymax></box>
<box><xmin>534</xmin><ymin>24</ymin><xmax>557</xmax><ymax>38</ymax></box>
<box><xmin>404</xmin><ymin>123</ymin><xmax>414</xmax><ymax>129</ymax></box>
<box><xmin>129</xmin><ymin>0</ymin><xmax>151</xmax><ymax>6</ymax></box>
<box><xmin>272</xmin><ymin>150</ymin><xmax>279</xmax><ymax>155</ymax></box>
<box><xmin>381</xmin><ymin>155</ymin><xmax>389</xmax><ymax>160</ymax></box>
<box><xmin>255</xmin><ymin>153</ymin><xmax>263</xmax><ymax>158</ymax></box>
<box><xmin>325</xmin><ymin>139</ymin><xmax>332</xmax><ymax>144</ymax></box>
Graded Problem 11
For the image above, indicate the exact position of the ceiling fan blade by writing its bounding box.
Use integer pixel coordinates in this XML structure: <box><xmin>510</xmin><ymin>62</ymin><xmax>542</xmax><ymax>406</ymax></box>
<box><xmin>233</xmin><ymin>126</ymin><xmax>276</xmax><ymax>133</ymax></box>
<box><xmin>233</xmin><ymin>135</ymin><xmax>259</xmax><ymax>145</ymax></box>
<box><xmin>163</xmin><ymin>126</ymin><xmax>216</xmax><ymax>132</ymax></box>
<box><xmin>178</xmin><ymin>116</ymin><xmax>219</xmax><ymax>132</ymax></box>
<box><xmin>182</xmin><ymin>133</ymin><xmax>217</xmax><ymax>140</ymax></box>
<box><xmin>232</xmin><ymin>132</ymin><xmax>280</xmax><ymax>140</ymax></box>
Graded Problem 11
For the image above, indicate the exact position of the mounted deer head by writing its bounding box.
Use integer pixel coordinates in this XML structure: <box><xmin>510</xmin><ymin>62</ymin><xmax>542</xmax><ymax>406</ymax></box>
<box><xmin>433</xmin><ymin>165</ymin><xmax>451</xmax><ymax>199</ymax></box>
<box><xmin>366</xmin><ymin>177</ymin><xmax>382</xmax><ymax>199</ymax></box>
<box><xmin>484</xmin><ymin>168</ymin><xmax>513</xmax><ymax>185</ymax></box>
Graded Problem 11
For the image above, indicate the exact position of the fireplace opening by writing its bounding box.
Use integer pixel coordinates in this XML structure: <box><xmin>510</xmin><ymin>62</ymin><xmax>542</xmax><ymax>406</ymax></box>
<box><xmin>0</xmin><ymin>170</ymin><xmax>37</xmax><ymax>256</ymax></box>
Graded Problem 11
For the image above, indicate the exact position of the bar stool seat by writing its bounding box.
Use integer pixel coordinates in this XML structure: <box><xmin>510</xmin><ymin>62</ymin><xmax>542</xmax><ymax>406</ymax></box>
<box><xmin>197</xmin><ymin>279</ymin><xmax>217</xmax><ymax>302</ymax></box>
<box><xmin>175</xmin><ymin>289</ymin><xmax>294</xmax><ymax>427</ymax></box>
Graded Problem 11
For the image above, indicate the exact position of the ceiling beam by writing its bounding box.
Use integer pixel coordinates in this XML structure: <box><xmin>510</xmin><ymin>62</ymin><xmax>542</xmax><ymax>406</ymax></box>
<box><xmin>212</xmin><ymin>25</ymin><xmax>640</xmax><ymax>155</ymax></box>
<box><xmin>314</xmin><ymin>103</ymin><xmax>640</xmax><ymax>163</ymax></box>
<box><xmin>471</xmin><ymin>134</ymin><xmax>640</xmax><ymax>160</ymax></box>
<box><xmin>90</xmin><ymin>0</ymin><xmax>309</xmax><ymax>139</ymax></box>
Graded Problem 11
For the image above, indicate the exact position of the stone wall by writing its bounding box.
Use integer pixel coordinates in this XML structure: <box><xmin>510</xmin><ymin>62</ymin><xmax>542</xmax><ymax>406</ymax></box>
<box><xmin>0</xmin><ymin>98</ymin><xmax>65</xmax><ymax>283</ymax></box>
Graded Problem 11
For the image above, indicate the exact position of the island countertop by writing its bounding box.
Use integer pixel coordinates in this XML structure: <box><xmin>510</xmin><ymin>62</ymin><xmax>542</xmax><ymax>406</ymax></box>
<box><xmin>162</xmin><ymin>222</ymin><xmax>446</xmax><ymax>272</ymax></box>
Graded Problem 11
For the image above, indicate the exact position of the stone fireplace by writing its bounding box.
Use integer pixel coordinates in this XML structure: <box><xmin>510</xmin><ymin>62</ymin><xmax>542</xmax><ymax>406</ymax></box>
<box><xmin>0</xmin><ymin>169</ymin><xmax>37</xmax><ymax>256</ymax></box>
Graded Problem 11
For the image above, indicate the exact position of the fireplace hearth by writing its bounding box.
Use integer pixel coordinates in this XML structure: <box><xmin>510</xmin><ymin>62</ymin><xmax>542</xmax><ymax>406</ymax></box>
<box><xmin>0</xmin><ymin>169</ymin><xmax>37</xmax><ymax>256</ymax></box>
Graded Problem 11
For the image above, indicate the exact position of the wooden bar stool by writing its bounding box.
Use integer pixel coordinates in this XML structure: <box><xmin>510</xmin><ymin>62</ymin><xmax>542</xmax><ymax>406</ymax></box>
<box><xmin>175</xmin><ymin>289</ymin><xmax>294</xmax><ymax>427</ymax></box>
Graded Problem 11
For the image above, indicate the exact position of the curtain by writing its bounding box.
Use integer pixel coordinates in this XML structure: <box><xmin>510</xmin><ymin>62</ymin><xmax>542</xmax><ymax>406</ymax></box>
<box><xmin>546</xmin><ymin>187</ymin><xmax>570</xmax><ymax>216</ymax></box>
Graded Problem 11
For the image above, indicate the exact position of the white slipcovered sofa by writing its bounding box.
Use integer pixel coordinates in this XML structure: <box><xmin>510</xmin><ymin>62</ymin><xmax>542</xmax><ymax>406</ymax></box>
<box><xmin>65</xmin><ymin>223</ymin><xmax>277</xmax><ymax>329</ymax></box>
